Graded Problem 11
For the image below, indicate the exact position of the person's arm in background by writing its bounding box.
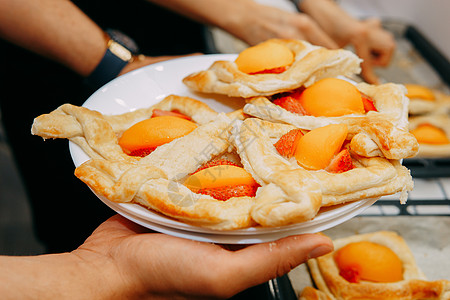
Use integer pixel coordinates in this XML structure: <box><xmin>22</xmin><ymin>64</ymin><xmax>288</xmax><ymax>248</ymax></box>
<box><xmin>0</xmin><ymin>0</ymin><xmax>187</xmax><ymax>79</ymax></box>
<box><xmin>149</xmin><ymin>0</ymin><xmax>339</xmax><ymax>49</ymax></box>
<box><xmin>299</xmin><ymin>0</ymin><xmax>396</xmax><ymax>84</ymax></box>
<box><xmin>0</xmin><ymin>215</ymin><xmax>333</xmax><ymax>299</ymax></box>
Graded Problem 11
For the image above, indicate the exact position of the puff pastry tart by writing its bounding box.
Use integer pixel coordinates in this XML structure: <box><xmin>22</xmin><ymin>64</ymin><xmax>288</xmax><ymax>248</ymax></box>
<box><xmin>244</xmin><ymin>80</ymin><xmax>419</xmax><ymax>160</ymax></box>
<box><xmin>182</xmin><ymin>39</ymin><xmax>362</xmax><ymax>98</ymax></box>
<box><xmin>302</xmin><ymin>231</ymin><xmax>450</xmax><ymax>300</ymax></box>
<box><xmin>406</xmin><ymin>84</ymin><xmax>450</xmax><ymax>116</ymax></box>
<box><xmin>233</xmin><ymin>118</ymin><xmax>412</xmax><ymax>216</ymax></box>
<box><xmin>409</xmin><ymin>114</ymin><xmax>450</xmax><ymax>158</ymax></box>
<box><xmin>32</xmin><ymin>95</ymin><xmax>259</xmax><ymax>230</ymax></box>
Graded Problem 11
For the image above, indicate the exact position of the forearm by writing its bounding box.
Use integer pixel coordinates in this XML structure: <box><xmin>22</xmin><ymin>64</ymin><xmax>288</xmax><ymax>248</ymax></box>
<box><xmin>0</xmin><ymin>0</ymin><xmax>105</xmax><ymax>76</ymax></box>
<box><xmin>0</xmin><ymin>253</ymin><xmax>122</xmax><ymax>299</ymax></box>
<box><xmin>147</xmin><ymin>0</ymin><xmax>257</xmax><ymax>41</ymax></box>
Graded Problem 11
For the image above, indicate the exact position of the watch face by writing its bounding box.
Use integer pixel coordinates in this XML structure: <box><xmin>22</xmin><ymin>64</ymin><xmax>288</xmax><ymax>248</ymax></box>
<box><xmin>106</xmin><ymin>29</ymin><xmax>140</xmax><ymax>54</ymax></box>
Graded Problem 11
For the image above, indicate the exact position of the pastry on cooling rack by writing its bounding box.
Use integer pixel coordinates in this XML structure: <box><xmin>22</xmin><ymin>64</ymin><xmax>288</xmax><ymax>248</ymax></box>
<box><xmin>406</xmin><ymin>84</ymin><xmax>450</xmax><ymax>115</ymax></box>
<box><xmin>232</xmin><ymin>118</ymin><xmax>412</xmax><ymax>226</ymax></box>
<box><xmin>183</xmin><ymin>39</ymin><xmax>362</xmax><ymax>98</ymax></box>
<box><xmin>301</xmin><ymin>231</ymin><xmax>450</xmax><ymax>300</ymax></box>
<box><xmin>409</xmin><ymin>114</ymin><xmax>450</xmax><ymax>158</ymax></box>
<box><xmin>244</xmin><ymin>78</ymin><xmax>418</xmax><ymax>160</ymax></box>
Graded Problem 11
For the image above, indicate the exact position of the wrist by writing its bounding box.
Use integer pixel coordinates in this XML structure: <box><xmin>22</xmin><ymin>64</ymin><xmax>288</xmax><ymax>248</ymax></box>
<box><xmin>84</xmin><ymin>29</ymin><xmax>140</xmax><ymax>90</ymax></box>
<box><xmin>68</xmin><ymin>250</ymin><xmax>133</xmax><ymax>300</ymax></box>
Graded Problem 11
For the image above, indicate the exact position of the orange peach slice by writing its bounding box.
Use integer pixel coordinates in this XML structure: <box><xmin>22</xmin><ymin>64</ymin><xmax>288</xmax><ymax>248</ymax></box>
<box><xmin>119</xmin><ymin>116</ymin><xmax>197</xmax><ymax>154</ymax></box>
<box><xmin>405</xmin><ymin>84</ymin><xmax>435</xmax><ymax>101</ymax></box>
<box><xmin>298</xmin><ymin>78</ymin><xmax>365</xmax><ymax>117</ymax></box>
<box><xmin>235</xmin><ymin>41</ymin><xmax>294</xmax><ymax>74</ymax></box>
<box><xmin>334</xmin><ymin>241</ymin><xmax>403</xmax><ymax>283</ymax></box>
<box><xmin>184</xmin><ymin>165</ymin><xmax>257</xmax><ymax>191</ymax></box>
<box><xmin>410</xmin><ymin>123</ymin><xmax>450</xmax><ymax>144</ymax></box>
<box><xmin>294</xmin><ymin>124</ymin><xmax>348</xmax><ymax>170</ymax></box>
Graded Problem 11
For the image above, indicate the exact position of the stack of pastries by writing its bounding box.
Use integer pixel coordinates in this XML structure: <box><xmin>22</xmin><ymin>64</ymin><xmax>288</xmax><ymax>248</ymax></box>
<box><xmin>32</xmin><ymin>39</ymin><xmax>419</xmax><ymax>229</ymax></box>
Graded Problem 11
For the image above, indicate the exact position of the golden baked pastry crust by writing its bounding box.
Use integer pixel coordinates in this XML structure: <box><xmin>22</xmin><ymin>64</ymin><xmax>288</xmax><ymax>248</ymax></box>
<box><xmin>182</xmin><ymin>39</ymin><xmax>362</xmax><ymax>98</ymax></box>
<box><xmin>32</xmin><ymin>95</ymin><xmax>258</xmax><ymax>230</ymax></box>
<box><xmin>31</xmin><ymin>95</ymin><xmax>219</xmax><ymax>161</ymax></box>
<box><xmin>305</xmin><ymin>231</ymin><xmax>450</xmax><ymax>300</ymax></box>
<box><xmin>233</xmin><ymin>118</ymin><xmax>413</xmax><ymax>213</ymax></box>
<box><xmin>244</xmin><ymin>82</ymin><xmax>419</xmax><ymax>160</ymax></box>
<box><xmin>30</xmin><ymin>94</ymin><xmax>413</xmax><ymax>229</ymax></box>
<box><xmin>408</xmin><ymin>114</ymin><xmax>450</xmax><ymax>158</ymax></box>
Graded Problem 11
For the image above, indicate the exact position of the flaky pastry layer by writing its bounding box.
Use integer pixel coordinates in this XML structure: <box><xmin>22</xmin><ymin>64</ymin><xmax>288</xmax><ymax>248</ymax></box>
<box><xmin>31</xmin><ymin>95</ymin><xmax>218</xmax><ymax>161</ymax></box>
<box><xmin>32</xmin><ymin>96</ymin><xmax>259</xmax><ymax>229</ymax></box>
<box><xmin>183</xmin><ymin>39</ymin><xmax>361</xmax><ymax>98</ymax></box>
<box><xmin>244</xmin><ymin>82</ymin><xmax>419</xmax><ymax>160</ymax></box>
<box><xmin>232</xmin><ymin>119</ymin><xmax>412</xmax><ymax>219</ymax></box>
<box><xmin>304</xmin><ymin>231</ymin><xmax>450</xmax><ymax>300</ymax></box>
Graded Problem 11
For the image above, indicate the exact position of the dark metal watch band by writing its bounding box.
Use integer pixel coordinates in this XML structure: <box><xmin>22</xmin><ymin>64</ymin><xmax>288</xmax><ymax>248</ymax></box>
<box><xmin>84</xmin><ymin>47</ymin><xmax>129</xmax><ymax>90</ymax></box>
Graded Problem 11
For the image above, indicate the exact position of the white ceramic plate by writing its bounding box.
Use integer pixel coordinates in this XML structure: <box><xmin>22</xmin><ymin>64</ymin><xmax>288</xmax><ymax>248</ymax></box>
<box><xmin>70</xmin><ymin>54</ymin><xmax>377</xmax><ymax>244</ymax></box>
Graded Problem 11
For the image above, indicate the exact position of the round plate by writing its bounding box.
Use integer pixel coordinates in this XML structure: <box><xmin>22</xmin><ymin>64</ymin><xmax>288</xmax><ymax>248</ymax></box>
<box><xmin>70</xmin><ymin>54</ymin><xmax>377</xmax><ymax>244</ymax></box>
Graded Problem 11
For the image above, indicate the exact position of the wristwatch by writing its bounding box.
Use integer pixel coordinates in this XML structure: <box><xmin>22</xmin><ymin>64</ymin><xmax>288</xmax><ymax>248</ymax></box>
<box><xmin>84</xmin><ymin>29</ymin><xmax>141</xmax><ymax>90</ymax></box>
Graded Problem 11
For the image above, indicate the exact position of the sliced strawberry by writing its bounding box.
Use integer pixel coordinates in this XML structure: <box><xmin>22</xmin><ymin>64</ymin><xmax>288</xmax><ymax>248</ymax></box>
<box><xmin>128</xmin><ymin>147</ymin><xmax>157</xmax><ymax>157</ymax></box>
<box><xmin>272</xmin><ymin>89</ymin><xmax>307</xmax><ymax>115</ymax></box>
<box><xmin>192</xmin><ymin>159</ymin><xmax>240</xmax><ymax>174</ymax></box>
<box><xmin>151</xmin><ymin>109</ymin><xmax>192</xmax><ymax>120</ymax></box>
<box><xmin>360</xmin><ymin>92</ymin><xmax>377</xmax><ymax>112</ymax></box>
<box><xmin>197</xmin><ymin>184</ymin><xmax>258</xmax><ymax>201</ymax></box>
<box><xmin>249</xmin><ymin>66</ymin><xmax>288</xmax><ymax>75</ymax></box>
<box><xmin>339</xmin><ymin>267</ymin><xmax>360</xmax><ymax>283</ymax></box>
<box><xmin>274</xmin><ymin>129</ymin><xmax>304</xmax><ymax>158</ymax></box>
<box><xmin>326</xmin><ymin>149</ymin><xmax>355</xmax><ymax>173</ymax></box>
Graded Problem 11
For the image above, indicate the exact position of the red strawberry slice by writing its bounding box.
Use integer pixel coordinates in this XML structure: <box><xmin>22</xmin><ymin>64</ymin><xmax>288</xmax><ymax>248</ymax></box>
<box><xmin>128</xmin><ymin>147</ymin><xmax>157</xmax><ymax>157</ymax></box>
<box><xmin>326</xmin><ymin>149</ymin><xmax>355</xmax><ymax>173</ymax></box>
<box><xmin>273</xmin><ymin>89</ymin><xmax>307</xmax><ymax>115</ymax></box>
<box><xmin>274</xmin><ymin>129</ymin><xmax>304</xmax><ymax>158</ymax></box>
<box><xmin>197</xmin><ymin>184</ymin><xmax>258</xmax><ymax>201</ymax></box>
<box><xmin>361</xmin><ymin>92</ymin><xmax>377</xmax><ymax>112</ymax></box>
<box><xmin>249</xmin><ymin>66</ymin><xmax>288</xmax><ymax>75</ymax></box>
<box><xmin>192</xmin><ymin>159</ymin><xmax>240</xmax><ymax>174</ymax></box>
<box><xmin>152</xmin><ymin>109</ymin><xmax>192</xmax><ymax>120</ymax></box>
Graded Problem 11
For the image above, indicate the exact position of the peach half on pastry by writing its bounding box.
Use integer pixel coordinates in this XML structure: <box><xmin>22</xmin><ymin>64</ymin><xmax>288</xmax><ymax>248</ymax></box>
<box><xmin>274</xmin><ymin>124</ymin><xmax>354</xmax><ymax>172</ymax></box>
<box><xmin>119</xmin><ymin>114</ymin><xmax>197</xmax><ymax>157</ymax></box>
<box><xmin>234</xmin><ymin>40</ymin><xmax>294</xmax><ymax>74</ymax></box>
<box><xmin>405</xmin><ymin>83</ymin><xmax>435</xmax><ymax>101</ymax></box>
<box><xmin>334</xmin><ymin>241</ymin><xmax>403</xmax><ymax>283</ymax></box>
<box><xmin>273</xmin><ymin>78</ymin><xmax>377</xmax><ymax>117</ymax></box>
<box><xmin>410</xmin><ymin>123</ymin><xmax>450</xmax><ymax>144</ymax></box>
<box><xmin>184</xmin><ymin>159</ymin><xmax>259</xmax><ymax>201</ymax></box>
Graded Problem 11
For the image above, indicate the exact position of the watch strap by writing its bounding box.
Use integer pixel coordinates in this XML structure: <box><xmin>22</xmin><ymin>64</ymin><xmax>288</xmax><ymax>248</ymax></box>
<box><xmin>84</xmin><ymin>47</ymin><xmax>129</xmax><ymax>89</ymax></box>
<box><xmin>84</xmin><ymin>31</ymin><xmax>138</xmax><ymax>90</ymax></box>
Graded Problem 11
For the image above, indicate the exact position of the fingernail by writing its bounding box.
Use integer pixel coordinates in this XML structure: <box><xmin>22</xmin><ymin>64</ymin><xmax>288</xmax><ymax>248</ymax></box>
<box><xmin>308</xmin><ymin>245</ymin><xmax>333</xmax><ymax>259</ymax></box>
